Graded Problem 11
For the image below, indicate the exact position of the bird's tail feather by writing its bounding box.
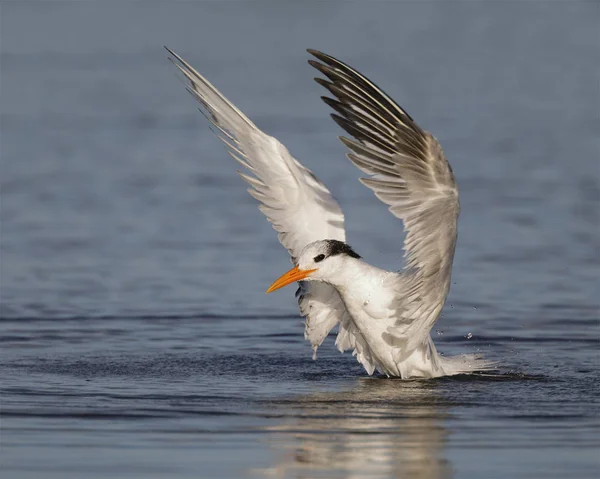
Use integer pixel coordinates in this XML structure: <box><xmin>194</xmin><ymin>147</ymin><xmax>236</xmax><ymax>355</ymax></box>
<box><xmin>438</xmin><ymin>353</ymin><xmax>498</xmax><ymax>376</ymax></box>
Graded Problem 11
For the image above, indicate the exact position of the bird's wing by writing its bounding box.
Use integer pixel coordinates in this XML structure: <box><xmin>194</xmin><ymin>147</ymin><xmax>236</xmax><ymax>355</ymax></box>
<box><xmin>167</xmin><ymin>48</ymin><xmax>348</xmax><ymax>355</ymax></box>
<box><xmin>308</xmin><ymin>50</ymin><xmax>460</xmax><ymax>353</ymax></box>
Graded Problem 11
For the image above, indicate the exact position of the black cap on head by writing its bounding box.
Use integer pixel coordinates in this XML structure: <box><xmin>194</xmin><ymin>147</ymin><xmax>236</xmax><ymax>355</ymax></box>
<box><xmin>325</xmin><ymin>239</ymin><xmax>361</xmax><ymax>259</ymax></box>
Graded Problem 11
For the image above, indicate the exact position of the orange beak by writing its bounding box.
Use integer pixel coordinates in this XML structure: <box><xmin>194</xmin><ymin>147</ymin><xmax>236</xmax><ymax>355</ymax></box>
<box><xmin>266</xmin><ymin>266</ymin><xmax>317</xmax><ymax>294</ymax></box>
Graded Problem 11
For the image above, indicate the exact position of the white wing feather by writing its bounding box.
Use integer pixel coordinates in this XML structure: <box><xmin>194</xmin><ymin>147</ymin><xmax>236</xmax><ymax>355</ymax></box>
<box><xmin>309</xmin><ymin>50</ymin><xmax>460</xmax><ymax>354</ymax></box>
<box><xmin>167</xmin><ymin>48</ymin><xmax>352</xmax><ymax>358</ymax></box>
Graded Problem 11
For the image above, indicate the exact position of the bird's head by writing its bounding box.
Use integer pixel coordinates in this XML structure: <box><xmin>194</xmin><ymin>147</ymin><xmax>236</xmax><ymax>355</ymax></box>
<box><xmin>266</xmin><ymin>239</ymin><xmax>361</xmax><ymax>293</ymax></box>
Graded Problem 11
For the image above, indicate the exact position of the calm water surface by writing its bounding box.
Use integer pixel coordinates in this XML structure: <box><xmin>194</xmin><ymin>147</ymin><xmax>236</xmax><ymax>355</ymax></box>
<box><xmin>1</xmin><ymin>2</ymin><xmax>599</xmax><ymax>478</ymax></box>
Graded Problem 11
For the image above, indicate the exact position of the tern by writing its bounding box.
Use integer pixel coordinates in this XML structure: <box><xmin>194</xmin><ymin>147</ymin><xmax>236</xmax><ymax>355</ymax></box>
<box><xmin>167</xmin><ymin>47</ymin><xmax>492</xmax><ymax>378</ymax></box>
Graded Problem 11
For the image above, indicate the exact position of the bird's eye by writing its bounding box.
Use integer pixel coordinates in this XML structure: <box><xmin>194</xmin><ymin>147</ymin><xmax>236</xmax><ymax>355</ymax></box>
<box><xmin>313</xmin><ymin>254</ymin><xmax>325</xmax><ymax>263</ymax></box>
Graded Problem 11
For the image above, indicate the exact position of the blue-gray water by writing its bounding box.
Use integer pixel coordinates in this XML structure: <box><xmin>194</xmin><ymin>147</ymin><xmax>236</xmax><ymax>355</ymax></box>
<box><xmin>1</xmin><ymin>2</ymin><xmax>599</xmax><ymax>478</ymax></box>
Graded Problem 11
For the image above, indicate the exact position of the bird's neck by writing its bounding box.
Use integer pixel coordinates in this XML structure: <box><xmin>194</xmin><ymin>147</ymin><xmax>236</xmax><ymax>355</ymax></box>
<box><xmin>327</xmin><ymin>258</ymin><xmax>390</xmax><ymax>301</ymax></box>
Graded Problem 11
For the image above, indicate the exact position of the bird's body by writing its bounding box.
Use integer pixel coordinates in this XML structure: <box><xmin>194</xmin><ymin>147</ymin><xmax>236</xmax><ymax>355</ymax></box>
<box><xmin>167</xmin><ymin>48</ymin><xmax>493</xmax><ymax>378</ymax></box>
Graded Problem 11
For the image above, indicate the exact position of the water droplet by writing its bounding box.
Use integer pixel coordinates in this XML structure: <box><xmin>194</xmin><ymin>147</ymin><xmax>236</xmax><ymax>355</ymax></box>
<box><xmin>436</xmin><ymin>329</ymin><xmax>444</xmax><ymax>336</ymax></box>
<box><xmin>466</xmin><ymin>332</ymin><xmax>473</xmax><ymax>339</ymax></box>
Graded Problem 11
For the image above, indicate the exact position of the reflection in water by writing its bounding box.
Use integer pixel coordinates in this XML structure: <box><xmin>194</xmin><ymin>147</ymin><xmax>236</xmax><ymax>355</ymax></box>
<box><xmin>257</xmin><ymin>379</ymin><xmax>452</xmax><ymax>479</ymax></box>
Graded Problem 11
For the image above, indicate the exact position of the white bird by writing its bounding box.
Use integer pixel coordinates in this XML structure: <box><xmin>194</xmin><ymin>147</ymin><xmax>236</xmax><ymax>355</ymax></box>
<box><xmin>167</xmin><ymin>47</ymin><xmax>492</xmax><ymax>378</ymax></box>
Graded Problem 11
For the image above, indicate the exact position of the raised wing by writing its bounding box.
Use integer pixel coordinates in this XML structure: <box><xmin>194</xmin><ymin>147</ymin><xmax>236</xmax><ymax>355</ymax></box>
<box><xmin>308</xmin><ymin>50</ymin><xmax>460</xmax><ymax>352</ymax></box>
<box><xmin>166</xmin><ymin>48</ymin><xmax>348</xmax><ymax>356</ymax></box>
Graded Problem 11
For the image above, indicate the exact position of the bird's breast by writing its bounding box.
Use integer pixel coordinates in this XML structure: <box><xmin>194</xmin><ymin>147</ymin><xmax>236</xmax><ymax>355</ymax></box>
<box><xmin>336</xmin><ymin>272</ymin><xmax>398</xmax><ymax>323</ymax></box>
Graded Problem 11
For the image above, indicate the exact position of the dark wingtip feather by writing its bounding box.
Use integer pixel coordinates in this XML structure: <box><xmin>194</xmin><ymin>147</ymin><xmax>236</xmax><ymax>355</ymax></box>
<box><xmin>331</xmin><ymin>114</ymin><xmax>397</xmax><ymax>155</ymax></box>
<box><xmin>330</xmin><ymin>113</ymin><xmax>349</xmax><ymax>130</ymax></box>
<box><xmin>314</xmin><ymin>79</ymin><xmax>349</xmax><ymax>104</ymax></box>
<box><xmin>320</xmin><ymin>96</ymin><xmax>345</xmax><ymax>114</ymax></box>
<box><xmin>307</xmin><ymin>59</ymin><xmax>330</xmax><ymax>76</ymax></box>
<box><xmin>165</xmin><ymin>47</ymin><xmax>188</xmax><ymax>71</ymax></box>
<box><xmin>309</xmin><ymin>60</ymin><xmax>351</xmax><ymax>85</ymax></box>
<box><xmin>165</xmin><ymin>46</ymin><xmax>176</xmax><ymax>64</ymax></box>
<box><xmin>313</xmin><ymin>77</ymin><xmax>334</xmax><ymax>90</ymax></box>
<box><xmin>306</xmin><ymin>49</ymin><xmax>329</xmax><ymax>62</ymax></box>
<box><xmin>308</xmin><ymin>58</ymin><xmax>332</xmax><ymax>73</ymax></box>
<box><xmin>330</xmin><ymin>114</ymin><xmax>363</xmax><ymax>142</ymax></box>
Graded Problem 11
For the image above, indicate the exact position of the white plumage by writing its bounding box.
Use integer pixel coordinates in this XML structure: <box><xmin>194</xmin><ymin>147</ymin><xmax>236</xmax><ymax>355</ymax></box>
<box><xmin>167</xmin><ymin>47</ymin><xmax>493</xmax><ymax>378</ymax></box>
